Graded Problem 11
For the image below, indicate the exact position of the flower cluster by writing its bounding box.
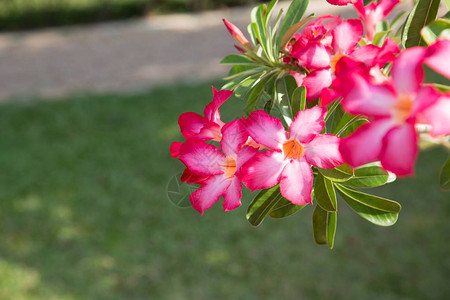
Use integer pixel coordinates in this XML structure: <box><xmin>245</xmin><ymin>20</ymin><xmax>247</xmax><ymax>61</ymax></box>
<box><xmin>171</xmin><ymin>89</ymin><xmax>343</xmax><ymax>214</ymax></box>
<box><xmin>169</xmin><ymin>0</ymin><xmax>449</xmax><ymax>246</ymax></box>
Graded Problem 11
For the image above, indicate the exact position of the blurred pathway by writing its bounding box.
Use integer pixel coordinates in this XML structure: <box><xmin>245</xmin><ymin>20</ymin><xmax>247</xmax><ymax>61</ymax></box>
<box><xmin>0</xmin><ymin>1</ymin><xmax>412</xmax><ymax>102</ymax></box>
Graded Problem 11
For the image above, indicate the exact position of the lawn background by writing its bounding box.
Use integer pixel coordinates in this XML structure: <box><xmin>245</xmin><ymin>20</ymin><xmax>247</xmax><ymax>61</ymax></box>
<box><xmin>0</xmin><ymin>80</ymin><xmax>449</xmax><ymax>299</ymax></box>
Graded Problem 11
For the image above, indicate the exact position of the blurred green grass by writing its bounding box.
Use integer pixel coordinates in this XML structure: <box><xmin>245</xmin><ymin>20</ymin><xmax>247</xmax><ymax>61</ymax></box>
<box><xmin>0</xmin><ymin>81</ymin><xmax>449</xmax><ymax>299</ymax></box>
<box><xmin>0</xmin><ymin>0</ymin><xmax>261</xmax><ymax>31</ymax></box>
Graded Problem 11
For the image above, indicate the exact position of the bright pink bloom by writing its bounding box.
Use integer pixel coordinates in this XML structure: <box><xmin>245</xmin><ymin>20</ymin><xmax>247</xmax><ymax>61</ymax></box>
<box><xmin>241</xmin><ymin>107</ymin><xmax>343</xmax><ymax>205</ymax></box>
<box><xmin>179</xmin><ymin>120</ymin><xmax>257</xmax><ymax>214</ymax></box>
<box><xmin>353</xmin><ymin>0</ymin><xmax>400</xmax><ymax>41</ymax></box>
<box><xmin>326</xmin><ymin>0</ymin><xmax>354</xmax><ymax>5</ymax></box>
<box><xmin>290</xmin><ymin>18</ymin><xmax>366</xmax><ymax>100</ymax></box>
<box><xmin>223</xmin><ymin>19</ymin><xmax>253</xmax><ymax>51</ymax></box>
<box><xmin>423</xmin><ymin>39</ymin><xmax>450</xmax><ymax>79</ymax></box>
<box><xmin>177</xmin><ymin>87</ymin><xmax>232</xmax><ymax>142</ymax></box>
<box><xmin>338</xmin><ymin>47</ymin><xmax>445</xmax><ymax>176</ymax></box>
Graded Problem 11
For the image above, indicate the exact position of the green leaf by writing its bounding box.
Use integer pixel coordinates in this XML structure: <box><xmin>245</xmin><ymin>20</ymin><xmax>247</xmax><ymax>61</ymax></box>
<box><xmin>254</xmin><ymin>5</ymin><xmax>272</xmax><ymax>60</ymax></box>
<box><xmin>312</xmin><ymin>205</ymin><xmax>337</xmax><ymax>248</ymax></box>
<box><xmin>421</xmin><ymin>18</ymin><xmax>450</xmax><ymax>45</ymax></box>
<box><xmin>220</xmin><ymin>55</ymin><xmax>255</xmax><ymax>65</ymax></box>
<box><xmin>440</xmin><ymin>156</ymin><xmax>450</xmax><ymax>192</ymax></box>
<box><xmin>402</xmin><ymin>0</ymin><xmax>440</xmax><ymax>48</ymax></box>
<box><xmin>342</xmin><ymin>165</ymin><xmax>390</xmax><ymax>188</ymax></box>
<box><xmin>315</xmin><ymin>173</ymin><xmax>337</xmax><ymax>212</ymax></box>
<box><xmin>335</xmin><ymin>184</ymin><xmax>401</xmax><ymax>226</ymax></box>
<box><xmin>275</xmin><ymin>74</ymin><xmax>297</xmax><ymax>126</ymax></box>
<box><xmin>277</xmin><ymin>0</ymin><xmax>309</xmax><ymax>50</ymax></box>
<box><xmin>269</xmin><ymin>197</ymin><xmax>307</xmax><ymax>218</ymax></box>
<box><xmin>246</xmin><ymin>72</ymin><xmax>276</xmax><ymax>114</ymax></box>
<box><xmin>324</xmin><ymin>98</ymin><xmax>341</xmax><ymax>122</ymax></box>
<box><xmin>246</xmin><ymin>185</ymin><xmax>284</xmax><ymax>226</ymax></box>
<box><xmin>444</xmin><ymin>0</ymin><xmax>450</xmax><ymax>10</ymax></box>
<box><xmin>373</xmin><ymin>30</ymin><xmax>388</xmax><ymax>47</ymax></box>
<box><xmin>318</xmin><ymin>164</ymin><xmax>354</xmax><ymax>182</ymax></box>
<box><xmin>234</xmin><ymin>76</ymin><xmax>257</xmax><ymax>98</ymax></box>
<box><xmin>327</xmin><ymin>211</ymin><xmax>337</xmax><ymax>249</ymax></box>
<box><xmin>291</xmin><ymin>85</ymin><xmax>306</xmax><ymax>116</ymax></box>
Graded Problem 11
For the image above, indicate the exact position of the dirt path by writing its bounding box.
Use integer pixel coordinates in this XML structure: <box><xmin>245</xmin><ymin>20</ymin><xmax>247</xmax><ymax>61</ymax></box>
<box><xmin>0</xmin><ymin>1</ymin><xmax>413</xmax><ymax>102</ymax></box>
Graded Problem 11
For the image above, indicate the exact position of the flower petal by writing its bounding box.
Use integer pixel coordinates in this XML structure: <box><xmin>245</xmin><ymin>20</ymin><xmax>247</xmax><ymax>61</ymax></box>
<box><xmin>170</xmin><ymin>142</ymin><xmax>182</xmax><ymax>158</ymax></box>
<box><xmin>304</xmin><ymin>134</ymin><xmax>344</xmax><ymax>169</ymax></box>
<box><xmin>380</xmin><ymin>122</ymin><xmax>418</xmax><ymax>176</ymax></box>
<box><xmin>289</xmin><ymin>106</ymin><xmax>327</xmax><ymax>143</ymax></box>
<box><xmin>178</xmin><ymin>112</ymin><xmax>208</xmax><ymax>139</ymax></box>
<box><xmin>424</xmin><ymin>39</ymin><xmax>450</xmax><ymax>79</ymax></box>
<box><xmin>181</xmin><ymin>168</ymin><xmax>208</xmax><ymax>184</ymax></box>
<box><xmin>341</xmin><ymin>73</ymin><xmax>396</xmax><ymax>117</ymax></box>
<box><xmin>179</xmin><ymin>140</ymin><xmax>225</xmax><ymax>175</ymax></box>
<box><xmin>280</xmin><ymin>158</ymin><xmax>313</xmax><ymax>205</ymax></box>
<box><xmin>220</xmin><ymin>119</ymin><xmax>248</xmax><ymax>157</ymax></box>
<box><xmin>303</xmin><ymin>68</ymin><xmax>333</xmax><ymax>101</ymax></box>
<box><xmin>339</xmin><ymin>118</ymin><xmax>395</xmax><ymax>167</ymax></box>
<box><xmin>391</xmin><ymin>47</ymin><xmax>426</xmax><ymax>95</ymax></box>
<box><xmin>203</xmin><ymin>87</ymin><xmax>233</xmax><ymax>124</ymax></box>
<box><xmin>190</xmin><ymin>175</ymin><xmax>231</xmax><ymax>214</ymax></box>
<box><xmin>292</xmin><ymin>43</ymin><xmax>331</xmax><ymax>69</ymax></box>
<box><xmin>332</xmin><ymin>19</ymin><xmax>363</xmax><ymax>54</ymax></box>
<box><xmin>420</xmin><ymin>93</ymin><xmax>450</xmax><ymax>137</ymax></box>
<box><xmin>245</xmin><ymin>110</ymin><xmax>287</xmax><ymax>150</ymax></box>
<box><xmin>411</xmin><ymin>85</ymin><xmax>440</xmax><ymax>116</ymax></box>
<box><xmin>241</xmin><ymin>150</ymin><xmax>286</xmax><ymax>191</ymax></box>
<box><xmin>235</xmin><ymin>145</ymin><xmax>259</xmax><ymax>175</ymax></box>
<box><xmin>222</xmin><ymin>177</ymin><xmax>243</xmax><ymax>211</ymax></box>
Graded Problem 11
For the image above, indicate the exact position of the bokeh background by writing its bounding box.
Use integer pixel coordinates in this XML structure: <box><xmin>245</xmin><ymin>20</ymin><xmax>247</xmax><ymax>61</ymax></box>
<box><xmin>0</xmin><ymin>1</ymin><xmax>449</xmax><ymax>299</ymax></box>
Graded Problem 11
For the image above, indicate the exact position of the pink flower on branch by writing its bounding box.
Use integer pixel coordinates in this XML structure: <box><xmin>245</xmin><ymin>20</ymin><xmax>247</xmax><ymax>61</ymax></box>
<box><xmin>179</xmin><ymin>120</ymin><xmax>257</xmax><ymax>214</ymax></box>
<box><xmin>241</xmin><ymin>107</ymin><xmax>343</xmax><ymax>205</ymax></box>
<box><xmin>337</xmin><ymin>47</ymin><xmax>449</xmax><ymax>176</ymax></box>
<box><xmin>177</xmin><ymin>87</ymin><xmax>232</xmax><ymax>142</ymax></box>
<box><xmin>353</xmin><ymin>0</ymin><xmax>400</xmax><ymax>41</ymax></box>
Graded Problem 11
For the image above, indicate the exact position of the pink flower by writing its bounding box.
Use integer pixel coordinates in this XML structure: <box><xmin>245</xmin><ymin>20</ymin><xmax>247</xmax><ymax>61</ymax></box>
<box><xmin>353</xmin><ymin>0</ymin><xmax>400</xmax><ymax>41</ymax></box>
<box><xmin>241</xmin><ymin>107</ymin><xmax>344</xmax><ymax>205</ymax></box>
<box><xmin>326</xmin><ymin>0</ymin><xmax>354</xmax><ymax>5</ymax></box>
<box><xmin>423</xmin><ymin>39</ymin><xmax>450</xmax><ymax>79</ymax></box>
<box><xmin>338</xmin><ymin>47</ymin><xmax>446</xmax><ymax>176</ymax></box>
<box><xmin>223</xmin><ymin>19</ymin><xmax>253</xmax><ymax>51</ymax></box>
<box><xmin>290</xmin><ymin>18</ymin><xmax>365</xmax><ymax>100</ymax></box>
<box><xmin>177</xmin><ymin>87</ymin><xmax>232</xmax><ymax>142</ymax></box>
<box><xmin>179</xmin><ymin>119</ymin><xmax>257</xmax><ymax>214</ymax></box>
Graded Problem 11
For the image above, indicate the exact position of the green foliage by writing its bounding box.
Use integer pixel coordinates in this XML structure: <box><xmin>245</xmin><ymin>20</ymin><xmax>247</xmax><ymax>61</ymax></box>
<box><xmin>335</xmin><ymin>184</ymin><xmax>401</xmax><ymax>226</ymax></box>
<box><xmin>421</xmin><ymin>18</ymin><xmax>450</xmax><ymax>45</ymax></box>
<box><xmin>246</xmin><ymin>185</ymin><xmax>284</xmax><ymax>226</ymax></box>
<box><xmin>440</xmin><ymin>157</ymin><xmax>450</xmax><ymax>192</ymax></box>
<box><xmin>402</xmin><ymin>0</ymin><xmax>441</xmax><ymax>47</ymax></box>
<box><xmin>312</xmin><ymin>205</ymin><xmax>337</xmax><ymax>249</ymax></box>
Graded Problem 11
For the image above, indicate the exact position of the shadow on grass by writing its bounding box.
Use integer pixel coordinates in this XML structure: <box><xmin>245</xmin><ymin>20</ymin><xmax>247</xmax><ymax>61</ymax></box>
<box><xmin>0</xmin><ymin>81</ymin><xmax>448</xmax><ymax>299</ymax></box>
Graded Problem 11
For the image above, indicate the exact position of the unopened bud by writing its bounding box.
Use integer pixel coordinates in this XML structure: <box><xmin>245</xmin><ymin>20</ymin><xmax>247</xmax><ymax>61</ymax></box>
<box><xmin>223</xmin><ymin>19</ymin><xmax>253</xmax><ymax>51</ymax></box>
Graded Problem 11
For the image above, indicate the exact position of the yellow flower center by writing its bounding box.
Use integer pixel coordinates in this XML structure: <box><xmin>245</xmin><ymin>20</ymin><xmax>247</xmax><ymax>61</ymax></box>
<box><xmin>222</xmin><ymin>157</ymin><xmax>237</xmax><ymax>179</ymax></box>
<box><xmin>330</xmin><ymin>53</ymin><xmax>345</xmax><ymax>73</ymax></box>
<box><xmin>283</xmin><ymin>139</ymin><xmax>304</xmax><ymax>160</ymax></box>
<box><xmin>394</xmin><ymin>95</ymin><xmax>414</xmax><ymax>124</ymax></box>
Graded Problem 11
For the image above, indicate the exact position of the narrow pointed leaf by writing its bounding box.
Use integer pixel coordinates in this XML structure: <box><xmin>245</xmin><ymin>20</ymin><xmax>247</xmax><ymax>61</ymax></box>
<box><xmin>342</xmin><ymin>165</ymin><xmax>390</xmax><ymax>188</ymax></box>
<box><xmin>402</xmin><ymin>0</ymin><xmax>440</xmax><ymax>47</ymax></box>
<box><xmin>335</xmin><ymin>184</ymin><xmax>401</xmax><ymax>226</ymax></box>
<box><xmin>318</xmin><ymin>164</ymin><xmax>354</xmax><ymax>182</ymax></box>
<box><xmin>421</xmin><ymin>18</ymin><xmax>450</xmax><ymax>45</ymax></box>
<box><xmin>440</xmin><ymin>156</ymin><xmax>450</xmax><ymax>192</ymax></box>
<box><xmin>220</xmin><ymin>55</ymin><xmax>255</xmax><ymax>65</ymax></box>
<box><xmin>291</xmin><ymin>86</ymin><xmax>306</xmax><ymax>116</ymax></box>
<box><xmin>275</xmin><ymin>75</ymin><xmax>297</xmax><ymax>126</ymax></box>
<box><xmin>277</xmin><ymin>0</ymin><xmax>309</xmax><ymax>50</ymax></box>
<box><xmin>327</xmin><ymin>212</ymin><xmax>337</xmax><ymax>249</ymax></box>
<box><xmin>315</xmin><ymin>173</ymin><xmax>337</xmax><ymax>212</ymax></box>
<box><xmin>269</xmin><ymin>197</ymin><xmax>308</xmax><ymax>218</ymax></box>
<box><xmin>312</xmin><ymin>205</ymin><xmax>327</xmax><ymax>245</ymax></box>
<box><xmin>247</xmin><ymin>185</ymin><xmax>284</xmax><ymax>226</ymax></box>
<box><xmin>246</xmin><ymin>72</ymin><xmax>276</xmax><ymax>114</ymax></box>
<box><xmin>312</xmin><ymin>205</ymin><xmax>336</xmax><ymax>248</ymax></box>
